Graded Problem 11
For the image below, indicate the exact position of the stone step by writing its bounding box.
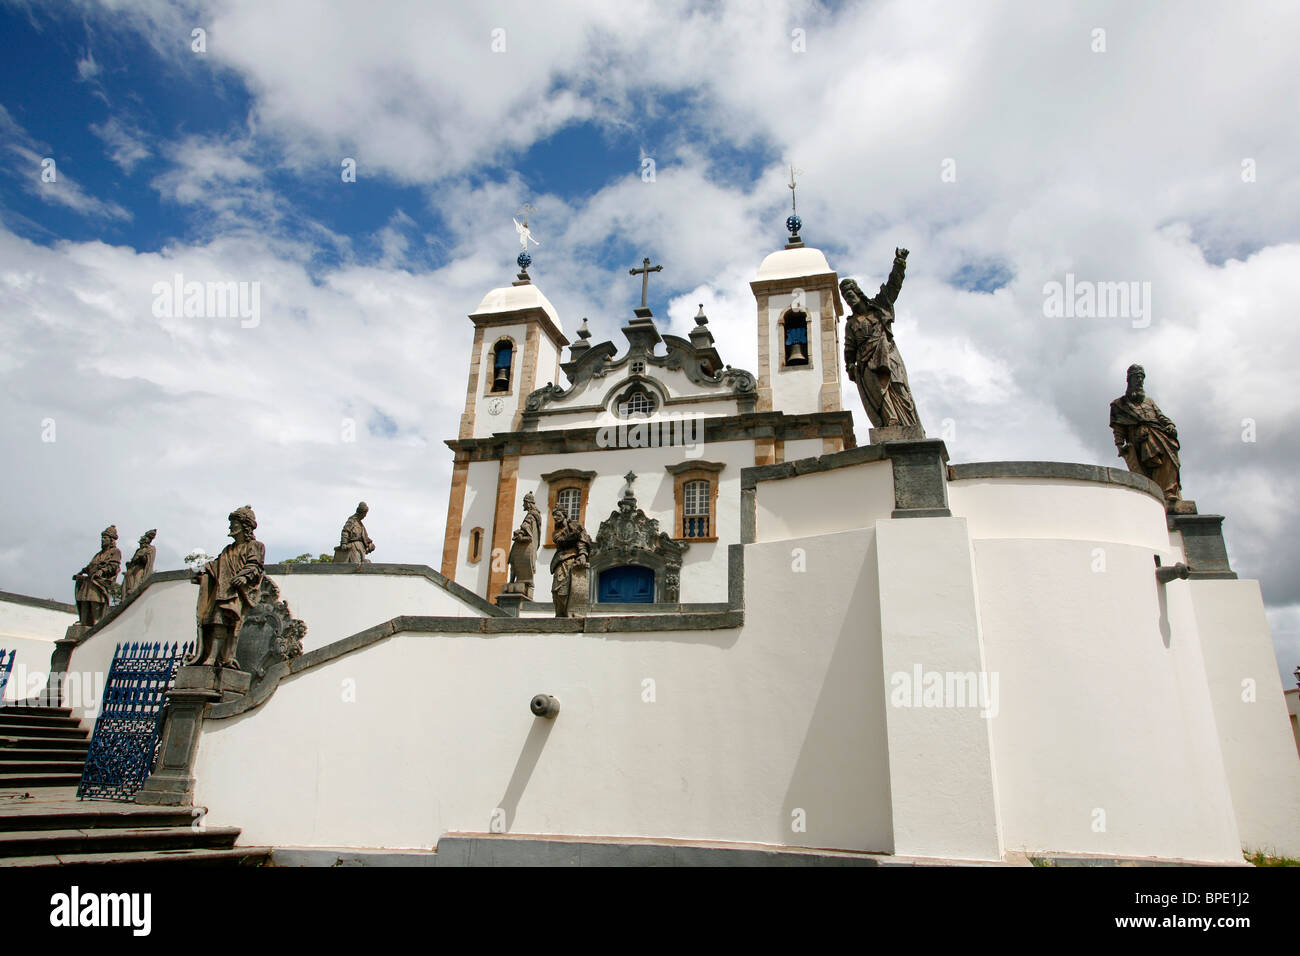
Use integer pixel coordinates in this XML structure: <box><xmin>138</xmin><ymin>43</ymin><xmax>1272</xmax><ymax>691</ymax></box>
<box><xmin>0</xmin><ymin>825</ymin><xmax>241</xmax><ymax>857</ymax></box>
<box><xmin>0</xmin><ymin>804</ymin><xmax>197</xmax><ymax>832</ymax></box>
<box><xmin>0</xmin><ymin>773</ymin><xmax>82</xmax><ymax>788</ymax></box>
<box><xmin>0</xmin><ymin>846</ymin><xmax>270</xmax><ymax>867</ymax></box>
<box><xmin>0</xmin><ymin>705</ymin><xmax>73</xmax><ymax>718</ymax></box>
<box><xmin>0</xmin><ymin>760</ymin><xmax>84</xmax><ymax>774</ymax></box>
<box><xmin>0</xmin><ymin>737</ymin><xmax>90</xmax><ymax>751</ymax></box>
<box><xmin>0</xmin><ymin>713</ymin><xmax>83</xmax><ymax>730</ymax></box>
<box><xmin>0</xmin><ymin>750</ymin><xmax>87</xmax><ymax>764</ymax></box>
<box><xmin>0</xmin><ymin>721</ymin><xmax>87</xmax><ymax>739</ymax></box>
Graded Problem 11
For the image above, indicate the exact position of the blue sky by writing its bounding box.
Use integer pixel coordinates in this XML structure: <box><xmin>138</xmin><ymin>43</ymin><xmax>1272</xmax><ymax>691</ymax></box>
<box><xmin>1</xmin><ymin>0</ymin><xmax>1299</xmax><ymax>677</ymax></box>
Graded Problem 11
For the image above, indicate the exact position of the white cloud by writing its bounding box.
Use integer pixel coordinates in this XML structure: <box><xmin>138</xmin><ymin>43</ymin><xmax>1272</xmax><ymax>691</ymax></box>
<box><xmin>90</xmin><ymin>115</ymin><xmax>151</xmax><ymax>173</ymax></box>
<box><xmin>0</xmin><ymin>105</ymin><xmax>131</xmax><ymax>222</ymax></box>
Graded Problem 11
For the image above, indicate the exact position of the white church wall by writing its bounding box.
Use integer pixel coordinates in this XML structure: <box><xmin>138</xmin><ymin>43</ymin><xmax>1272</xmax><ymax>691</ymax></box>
<box><xmin>781</xmin><ymin>438</ymin><xmax>824</xmax><ymax>462</ymax></box>
<box><xmin>947</xmin><ymin>477</ymin><xmax>1170</xmax><ymax>552</ymax></box>
<box><xmin>753</xmin><ymin>458</ymin><xmax>894</xmax><ymax>543</ymax></box>
<box><xmin>455</xmin><ymin>460</ymin><xmax>499</xmax><ymax>595</ymax></box>
<box><xmin>536</xmin><ymin>333</ymin><xmax>561</xmax><ymax>392</ymax></box>
<box><xmin>539</xmin><ymin>398</ymin><xmax>740</xmax><ymax>433</ymax></box>
<box><xmin>972</xmin><ymin>537</ymin><xmax>1243</xmax><ymax>862</ymax></box>
<box><xmin>192</xmin><ymin>526</ymin><xmax>894</xmax><ymax>853</ymax></box>
<box><xmin>515</xmin><ymin>440</ymin><xmax>753</xmax><ymax>604</ymax></box>
<box><xmin>1188</xmin><ymin>578</ymin><xmax>1300</xmax><ymax>858</ymax></box>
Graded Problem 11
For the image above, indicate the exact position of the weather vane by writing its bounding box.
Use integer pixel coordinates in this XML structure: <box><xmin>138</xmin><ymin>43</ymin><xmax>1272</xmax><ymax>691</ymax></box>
<box><xmin>514</xmin><ymin>203</ymin><xmax>541</xmax><ymax>252</ymax></box>
<box><xmin>513</xmin><ymin>203</ymin><xmax>540</xmax><ymax>275</ymax></box>
<box><xmin>786</xmin><ymin>165</ymin><xmax>803</xmax><ymax>243</ymax></box>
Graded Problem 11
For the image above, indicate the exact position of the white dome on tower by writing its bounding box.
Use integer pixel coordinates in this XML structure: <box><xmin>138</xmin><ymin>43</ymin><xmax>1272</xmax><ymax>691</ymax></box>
<box><xmin>755</xmin><ymin>245</ymin><xmax>833</xmax><ymax>282</ymax></box>
<box><xmin>472</xmin><ymin>282</ymin><xmax>562</xmax><ymax>331</ymax></box>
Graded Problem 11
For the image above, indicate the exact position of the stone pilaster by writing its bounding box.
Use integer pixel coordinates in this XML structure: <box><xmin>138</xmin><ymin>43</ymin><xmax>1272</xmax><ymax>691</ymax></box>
<box><xmin>487</xmin><ymin>455</ymin><xmax>520</xmax><ymax>602</ymax></box>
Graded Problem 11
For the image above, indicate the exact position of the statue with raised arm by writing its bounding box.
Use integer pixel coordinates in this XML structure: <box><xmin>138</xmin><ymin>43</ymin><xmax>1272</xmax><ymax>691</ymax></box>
<box><xmin>1110</xmin><ymin>364</ymin><xmax>1189</xmax><ymax>512</ymax></box>
<box><xmin>122</xmin><ymin>529</ymin><xmax>157</xmax><ymax>596</ymax></box>
<box><xmin>842</xmin><ymin>248</ymin><xmax>921</xmax><ymax>431</ymax></box>
<box><xmin>73</xmin><ymin>525</ymin><xmax>121</xmax><ymax>626</ymax></box>
<box><xmin>333</xmin><ymin>501</ymin><xmax>375</xmax><ymax>564</ymax></box>
<box><xmin>504</xmin><ymin>492</ymin><xmax>542</xmax><ymax>599</ymax></box>
<box><xmin>190</xmin><ymin>505</ymin><xmax>265</xmax><ymax>668</ymax></box>
<box><xmin>550</xmin><ymin>507</ymin><xmax>592</xmax><ymax>618</ymax></box>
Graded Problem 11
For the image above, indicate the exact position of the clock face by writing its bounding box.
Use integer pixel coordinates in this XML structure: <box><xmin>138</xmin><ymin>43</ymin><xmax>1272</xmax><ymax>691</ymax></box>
<box><xmin>487</xmin><ymin>398</ymin><xmax>504</xmax><ymax>416</ymax></box>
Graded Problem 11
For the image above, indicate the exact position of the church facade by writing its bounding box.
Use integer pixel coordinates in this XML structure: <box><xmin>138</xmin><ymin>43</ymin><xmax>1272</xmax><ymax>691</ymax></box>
<box><xmin>441</xmin><ymin>244</ymin><xmax>855</xmax><ymax>608</ymax></box>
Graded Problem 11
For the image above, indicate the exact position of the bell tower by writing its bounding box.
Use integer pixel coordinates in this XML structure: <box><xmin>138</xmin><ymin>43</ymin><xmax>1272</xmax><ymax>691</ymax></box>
<box><xmin>749</xmin><ymin>210</ymin><xmax>844</xmax><ymax>417</ymax></box>
<box><xmin>458</xmin><ymin>254</ymin><xmax>568</xmax><ymax>440</ymax></box>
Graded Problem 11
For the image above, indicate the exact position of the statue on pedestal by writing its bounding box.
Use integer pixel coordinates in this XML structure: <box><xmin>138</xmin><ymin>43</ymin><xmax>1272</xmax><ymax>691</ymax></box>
<box><xmin>1110</xmin><ymin>364</ymin><xmax>1190</xmax><ymax>512</ymax></box>
<box><xmin>73</xmin><ymin>526</ymin><xmax>121</xmax><ymax>626</ymax></box>
<box><xmin>503</xmin><ymin>492</ymin><xmax>541</xmax><ymax>599</ymax></box>
<box><xmin>842</xmin><ymin>248</ymin><xmax>922</xmax><ymax>430</ymax></box>
<box><xmin>189</xmin><ymin>505</ymin><xmax>265</xmax><ymax>668</ymax></box>
<box><xmin>332</xmin><ymin>501</ymin><xmax>375</xmax><ymax>564</ymax></box>
<box><xmin>550</xmin><ymin>507</ymin><xmax>592</xmax><ymax>618</ymax></box>
<box><xmin>122</xmin><ymin>529</ymin><xmax>157</xmax><ymax>596</ymax></box>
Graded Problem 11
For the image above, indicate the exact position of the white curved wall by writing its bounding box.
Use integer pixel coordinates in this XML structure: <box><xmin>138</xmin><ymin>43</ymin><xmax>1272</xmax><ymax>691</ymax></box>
<box><xmin>973</xmin><ymin>537</ymin><xmax>1241</xmax><ymax>861</ymax></box>
<box><xmin>948</xmin><ymin>477</ymin><xmax>1170</xmax><ymax>551</ymax></box>
<box><xmin>194</xmin><ymin>528</ymin><xmax>894</xmax><ymax>853</ymax></box>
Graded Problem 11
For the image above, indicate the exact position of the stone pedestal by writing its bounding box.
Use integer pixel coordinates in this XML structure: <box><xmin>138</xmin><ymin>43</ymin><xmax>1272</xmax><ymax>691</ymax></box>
<box><xmin>1168</xmin><ymin>513</ymin><xmax>1236</xmax><ymax>579</ymax></box>
<box><xmin>569</xmin><ymin>566</ymin><xmax>590</xmax><ymax>618</ymax></box>
<box><xmin>496</xmin><ymin>593</ymin><xmax>525</xmax><ymax>617</ymax></box>
<box><xmin>44</xmin><ymin>625</ymin><xmax>90</xmax><ymax>706</ymax></box>
<box><xmin>869</xmin><ymin>424</ymin><xmax>926</xmax><ymax>444</ymax></box>
<box><xmin>135</xmin><ymin>665</ymin><xmax>248</xmax><ymax>807</ymax></box>
<box><xmin>886</xmin><ymin>438</ymin><xmax>952</xmax><ymax>519</ymax></box>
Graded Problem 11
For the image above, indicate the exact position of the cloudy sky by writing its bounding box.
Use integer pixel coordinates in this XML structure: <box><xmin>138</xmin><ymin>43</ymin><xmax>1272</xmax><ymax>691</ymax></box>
<box><xmin>1</xmin><ymin>0</ymin><xmax>1297</xmax><ymax>679</ymax></box>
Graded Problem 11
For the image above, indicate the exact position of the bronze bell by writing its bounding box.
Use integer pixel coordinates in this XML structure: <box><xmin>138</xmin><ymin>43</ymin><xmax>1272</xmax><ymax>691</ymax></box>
<box><xmin>786</xmin><ymin>342</ymin><xmax>808</xmax><ymax>365</ymax></box>
<box><xmin>494</xmin><ymin>364</ymin><xmax>510</xmax><ymax>389</ymax></box>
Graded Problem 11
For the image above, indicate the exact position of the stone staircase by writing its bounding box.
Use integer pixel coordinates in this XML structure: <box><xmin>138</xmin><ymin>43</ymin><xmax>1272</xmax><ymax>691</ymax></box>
<box><xmin>0</xmin><ymin>704</ymin><xmax>268</xmax><ymax>866</ymax></box>
<box><xmin>0</xmin><ymin>705</ymin><xmax>90</xmax><ymax>789</ymax></box>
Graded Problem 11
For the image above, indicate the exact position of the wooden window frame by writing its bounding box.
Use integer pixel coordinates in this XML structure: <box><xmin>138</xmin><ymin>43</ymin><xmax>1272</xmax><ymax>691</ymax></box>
<box><xmin>666</xmin><ymin>460</ymin><xmax>725</xmax><ymax>543</ymax></box>
<box><xmin>541</xmin><ymin>469</ymin><xmax>597</xmax><ymax>547</ymax></box>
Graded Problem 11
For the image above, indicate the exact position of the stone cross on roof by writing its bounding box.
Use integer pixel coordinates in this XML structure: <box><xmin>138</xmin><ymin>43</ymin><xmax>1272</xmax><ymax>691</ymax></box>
<box><xmin>629</xmin><ymin>257</ymin><xmax>663</xmax><ymax>317</ymax></box>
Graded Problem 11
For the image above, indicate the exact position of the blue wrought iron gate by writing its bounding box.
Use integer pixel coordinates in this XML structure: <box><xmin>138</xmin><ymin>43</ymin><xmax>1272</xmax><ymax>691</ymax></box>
<box><xmin>77</xmin><ymin>641</ymin><xmax>191</xmax><ymax>801</ymax></box>
<box><xmin>0</xmin><ymin>648</ymin><xmax>14</xmax><ymax>703</ymax></box>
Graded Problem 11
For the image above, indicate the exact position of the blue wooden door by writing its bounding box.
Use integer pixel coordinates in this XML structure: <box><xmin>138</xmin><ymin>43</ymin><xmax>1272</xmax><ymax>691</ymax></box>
<box><xmin>598</xmin><ymin>566</ymin><xmax>655</xmax><ymax>603</ymax></box>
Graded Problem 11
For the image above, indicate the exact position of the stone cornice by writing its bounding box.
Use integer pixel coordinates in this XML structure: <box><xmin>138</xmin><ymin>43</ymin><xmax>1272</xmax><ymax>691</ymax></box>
<box><xmin>948</xmin><ymin>461</ymin><xmax>1164</xmax><ymax>504</ymax></box>
<box><xmin>469</xmin><ymin>306</ymin><xmax>568</xmax><ymax>349</ymax></box>
<box><xmin>446</xmin><ymin>411</ymin><xmax>857</xmax><ymax>461</ymax></box>
<box><xmin>0</xmin><ymin>589</ymin><xmax>77</xmax><ymax>614</ymax></box>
